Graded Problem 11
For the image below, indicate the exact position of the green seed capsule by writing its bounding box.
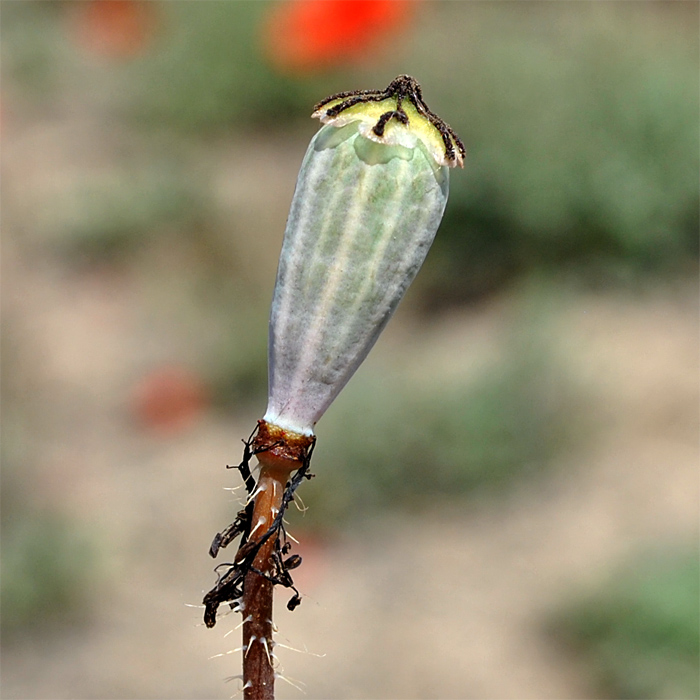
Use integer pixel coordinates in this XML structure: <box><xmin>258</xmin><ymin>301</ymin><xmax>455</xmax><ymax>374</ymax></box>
<box><xmin>264</xmin><ymin>76</ymin><xmax>464</xmax><ymax>436</ymax></box>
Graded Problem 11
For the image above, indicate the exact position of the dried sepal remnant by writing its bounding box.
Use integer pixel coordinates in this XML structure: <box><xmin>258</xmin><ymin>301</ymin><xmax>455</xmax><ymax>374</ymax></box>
<box><xmin>251</xmin><ymin>420</ymin><xmax>316</xmax><ymax>464</ymax></box>
<box><xmin>203</xmin><ymin>422</ymin><xmax>315</xmax><ymax>629</ymax></box>
<box><xmin>313</xmin><ymin>74</ymin><xmax>465</xmax><ymax>168</ymax></box>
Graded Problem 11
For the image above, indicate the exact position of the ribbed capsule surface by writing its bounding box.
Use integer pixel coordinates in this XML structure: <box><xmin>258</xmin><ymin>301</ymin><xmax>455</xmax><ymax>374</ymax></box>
<box><xmin>263</xmin><ymin>121</ymin><xmax>449</xmax><ymax>435</ymax></box>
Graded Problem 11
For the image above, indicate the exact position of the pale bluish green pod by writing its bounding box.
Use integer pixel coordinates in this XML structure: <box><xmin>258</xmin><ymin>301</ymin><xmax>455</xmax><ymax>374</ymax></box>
<box><xmin>263</xmin><ymin>76</ymin><xmax>464</xmax><ymax>436</ymax></box>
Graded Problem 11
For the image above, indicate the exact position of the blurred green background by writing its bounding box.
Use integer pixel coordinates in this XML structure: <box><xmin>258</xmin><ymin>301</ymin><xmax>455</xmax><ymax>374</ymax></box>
<box><xmin>1</xmin><ymin>2</ymin><xmax>698</xmax><ymax>699</ymax></box>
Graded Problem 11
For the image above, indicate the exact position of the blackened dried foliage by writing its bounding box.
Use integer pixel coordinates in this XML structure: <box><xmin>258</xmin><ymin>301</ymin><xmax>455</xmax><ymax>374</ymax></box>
<box><xmin>203</xmin><ymin>426</ymin><xmax>315</xmax><ymax>627</ymax></box>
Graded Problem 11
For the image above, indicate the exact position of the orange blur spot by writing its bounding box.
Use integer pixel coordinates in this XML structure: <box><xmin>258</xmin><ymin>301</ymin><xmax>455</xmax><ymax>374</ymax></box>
<box><xmin>132</xmin><ymin>365</ymin><xmax>208</xmax><ymax>435</ymax></box>
<box><xmin>263</xmin><ymin>0</ymin><xmax>418</xmax><ymax>74</ymax></box>
<box><xmin>73</xmin><ymin>0</ymin><xmax>156</xmax><ymax>59</ymax></box>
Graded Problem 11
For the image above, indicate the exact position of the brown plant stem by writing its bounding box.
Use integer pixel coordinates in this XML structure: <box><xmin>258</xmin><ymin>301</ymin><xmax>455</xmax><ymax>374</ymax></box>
<box><xmin>241</xmin><ymin>458</ymin><xmax>294</xmax><ymax>700</ymax></box>
<box><xmin>204</xmin><ymin>420</ymin><xmax>314</xmax><ymax>699</ymax></box>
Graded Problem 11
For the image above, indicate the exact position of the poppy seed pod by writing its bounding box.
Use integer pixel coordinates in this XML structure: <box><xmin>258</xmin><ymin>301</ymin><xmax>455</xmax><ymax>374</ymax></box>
<box><xmin>263</xmin><ymin>75</ymin><xmax>465</xmax><ymax>436</ymax></box>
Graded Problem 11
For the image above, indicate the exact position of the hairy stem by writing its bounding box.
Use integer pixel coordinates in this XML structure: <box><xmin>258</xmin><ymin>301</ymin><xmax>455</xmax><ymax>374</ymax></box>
<box><xmin>242</xmin><ymin>459</ymin><xmax>297</xmax><ymax>700</ymax></box>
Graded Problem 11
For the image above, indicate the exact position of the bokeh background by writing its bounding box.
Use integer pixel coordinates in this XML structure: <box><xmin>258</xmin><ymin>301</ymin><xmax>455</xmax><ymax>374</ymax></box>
<box><xmin>1</xmin><ymin>1</ymin><xmax>698</xmax><ymax>698</ymax></box>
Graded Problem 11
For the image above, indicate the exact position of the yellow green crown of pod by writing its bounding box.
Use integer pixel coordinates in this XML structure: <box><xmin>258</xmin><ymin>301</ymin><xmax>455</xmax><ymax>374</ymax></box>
<box><xmin>263</xmin><ymin>76</ymin><xmax>465</xmax><ymax>436</ymax></box>
<box><xmin>313</xmin><ymin>74</ymin><xmax>465</xmax><ymax>168</ymax></box>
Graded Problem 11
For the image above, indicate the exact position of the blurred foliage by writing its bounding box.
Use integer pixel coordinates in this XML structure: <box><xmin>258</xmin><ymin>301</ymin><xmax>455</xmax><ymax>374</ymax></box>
<box><xmin>206</xmin><ymin>300</ymin><xmax>269</xmax><ymax>411</ymax></box>
<box><xmin>413</xmin><ymin>3</ymin><xmax>699</xmax><ymax>303</ymax></box>
<box><xmin>121</xmin><ymin>2</ymin><xmax>327</xmax><ymax>131</ymax></box>
<box><xmin>0</xmin><ymin>510</ymin><xmax>99</xmax><ymax>639</ymax></box>
<box><xmin>0</xmin><ymin>1</ymin><xmax>331</xmax><ymax>130</ymax></box>
<box><xmin>291</xmin><ymin>316</ymin><xmax>579</xmax><ymax>528</ymax></box>
<box><xmin>2</xmin><ymin>2</ymin><xmax>696</xmax><ymax>301</ymax></box>
<box><xmin>0</xmin><ymin>1</ymin><xmax>63</xmax><ymax>97</ymax></box>
<box><xmin>40</xmin><ymin>164</ymin><xmax>212</xmax><ymax>263</ymax></box>
<box><xmin>123</xmin><ymin>2</ymin><xmax>700</xmax><ymax>300</ymax></box>
<box><xmin>553</xmin><ymin>547</ymin><xmax>700</xmax><ymax>700</ymax></box>
<box><xmin>0</xmin><ymin>324</ymin><xmax>101</xmax><ymax>639</ymax></box>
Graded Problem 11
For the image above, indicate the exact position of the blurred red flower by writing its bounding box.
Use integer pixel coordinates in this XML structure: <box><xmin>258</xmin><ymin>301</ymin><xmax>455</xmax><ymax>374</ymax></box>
<box><xmin>73</xmin><ymin>0</ymin><xmax>156</xmax><ymax>59</ymax></box>
<box><xmin>131</xmin><ymin>365</ymin><xmax>208</xmax><ymax>436</ymax></box>
<box><xmin>262</xmin><ymin>0</ymin><xmax>418</xmax><ymax>74</ymax></box>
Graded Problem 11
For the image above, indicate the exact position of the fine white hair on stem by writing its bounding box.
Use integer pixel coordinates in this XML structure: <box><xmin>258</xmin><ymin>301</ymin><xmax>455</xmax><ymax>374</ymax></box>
<box><xmin>248</xmin><ymin>515</ymin><xmax>267</xmax><ymax>537</ymax></box>
<box><xmin>244</xmin><ymin>637</ymin><xmax>255</xmax><ymax>657</ymax></box>
<box><xmin>284</xmin><ymin>528</ymin><xmax>299</xmax><ymax>545</ymax></box>
<box><xmin>293</xmin><ymin>492</ymin><xmax>308</xmax><ymax>514</ymax></box>
<box><xmin>244</xmin><ymin>483</ymin><xmax>266</xmax><ymax>507</ymax></box>
<box><xmin>274</xmin><ymin>640</ymin><xmax>326</xmax><ymax>658</ymax></box>
<box><xmin>209</xmin><ymin>601</ymin><xmax>241</xmax><ymax>621</ymax></box>
<box><xmin>274</xmin><ymin>672</ymin><xmax>307</xmax><ymax>692</ymax></box>
<box><xmin>225</xmin><ymin>614</ymin><xmax>252</xmax><ymax>634</ymax></box>
<box><xmin>260</xmin><ymin>636</ymin><xmax>274</xmax><ymax>667</ymax></box>
<box><xmin>223</xmin><ymin>675</ymin><xmax>245</xmax><ymax>700</ymax></box>
<box><xmin>208</xmin><ymin>646</ymin><xmax>244</xmax><ymax>659</ymax></box>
